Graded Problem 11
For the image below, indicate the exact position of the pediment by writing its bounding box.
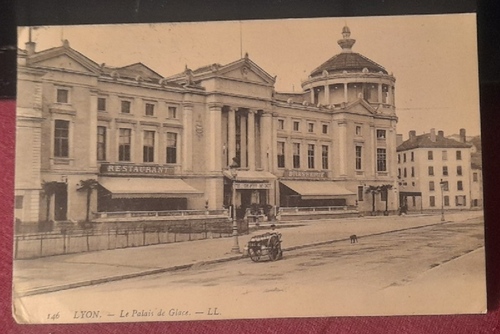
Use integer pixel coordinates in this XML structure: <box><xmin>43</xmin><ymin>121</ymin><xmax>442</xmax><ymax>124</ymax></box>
<box><xmin>116</xmin><ymin>63</ymin><xmax>163</xmax><ymax>80</ymax></box>
<box><xmin>29</xmin><ymin>47</ymin><xmax>100</xmax><ymax>74</ymax></box>
<box><xmin>217</xmin><ymin>58</ymin><xmax>275</xmax><ymax>85</ymax></box>
<box><xmin>344</xmin><ymin>99</ymin><xmax>376</xmax><ymax>115</ymax></box>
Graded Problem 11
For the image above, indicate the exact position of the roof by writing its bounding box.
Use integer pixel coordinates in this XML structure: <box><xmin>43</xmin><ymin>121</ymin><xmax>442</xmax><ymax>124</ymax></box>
<box><xmin>310</xmin><ymin>52</ymin><xmax>387</xmax><ymax>77</ymax></box>
<box><xmin>397</xmin><ymin>133</ymin><xmax>471</xmax><ymax>152</ymax></box>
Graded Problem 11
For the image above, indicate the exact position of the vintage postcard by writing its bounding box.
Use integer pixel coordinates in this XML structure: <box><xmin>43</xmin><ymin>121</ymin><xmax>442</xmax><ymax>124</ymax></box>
<box><xmin>13</xmin><ymin>14</ymin><xmax>485</xmax><ymax>324</ymax></box>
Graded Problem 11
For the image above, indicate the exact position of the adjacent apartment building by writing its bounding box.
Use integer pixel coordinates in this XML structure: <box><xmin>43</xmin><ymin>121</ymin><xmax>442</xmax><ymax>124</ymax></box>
<box><xmin>396</xmin><ymin>129</ymin><xmax>473</xmax><ymax>212</ymax></box>
<box><xmin>15</xmin><ymin>26</ymin><xmax>399</xmax><ymax>224</ymax></box>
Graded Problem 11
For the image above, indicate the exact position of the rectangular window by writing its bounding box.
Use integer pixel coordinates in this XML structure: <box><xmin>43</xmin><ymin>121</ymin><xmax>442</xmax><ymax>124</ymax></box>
<box><xmin>403</xmin><ymin>153</ymin><xmax>406</xmax><ymax>163</ymax></box>
<box><xmin>307</xmin><ymin>144</ymin><xmax>315</xmax><ymax>169</ymax></box>
<box><xmin>442</xmin><ymin>150</ymin><xmax>448</xmax><ymax>161</ymax></box>
<box><xmin>355</xmin><ymin>146</ymin><xmax>362</xmax><ymax>170</ymax></box>
<box><xmin>411</xmin><ymin>152</ymin><xmax>414</xmax><ymax>162</ymax></box>
<box><xmin>322</xmin><ymin>124</ymin><xmax>328</xmax><ymax>134</ymax></box>
<box><xmin>444</xmin><ymin>196</ymin><xmax>450</xmax><ymax>206</ymax></box>
<box><xmin>322</xmin><ymin>145</ymin><xmax>329</xmax><ymax>170</ymax></box>
<box><xmin>398</xmin><ymin>154</ymin><xmax>400</xmax><ymax>164</ymax></box>
<box><xmin>411</xmin><ymin>167</ymin><xmax>415</xmax><ymax>177</ymax></box>
<box><xmin>15</xmin><ymin>196</ymin><xmax>23</xmax><ymax>209</ymax></box>
<box><xmin>428</xmin><ymin>166</ymin><xmax>434</xmax><ymax>176</ymax></box>
<box><xmin>398</xmin><ymin>168</ymin><xmax>401</xmax><ymax>178</ymax></box>
<box><xmin>145</xmin><ymin>103</ymin><xmax>155</xmax><ymax>116</ymax></box>
<box><xmin>429</xmin><ymin>181</ymin><xmax>435</xmax><ymax>191</ymax></box>
<box><xmin>97</xmin><ymin>126</ymin><xmax>106</xmax><ymax>161</ymax></box>
<box><xmin>166</xmin><ymin>132</ymin><xmax>177</xmax><ymax>164</ymax></box>
<box><xmin>168</xmin><ymin>106</ymin><xmax>177</xmax><ymax>119</ymax></box>
<box><xmin>143</xmin><ymin>131</ymin><xmax>155</xmax><ymax>162</ymax></box>
<box><xmin>54</xmin><ymin>120</ymin><xmax>69</xmax><ymax>157</ymax></box>
<box><xmin>377</xmin><ymin>148</ymin><xmax>387</xmax><ymax>172</ymax></box>
<box><xmin>403</xmin><ymin>168</ymin><xmax>407</xmax><ymax>178</ymax></box>
<box><xmin>455</xmin><ymin>195</ymin><xmax>466</xmax><ymax>206</ymax></box>
<box><xmin>376</xmin><ymin>129</ymin><xmax>386</xmax><ymax>139</ymax></box>
<box><xmin>380</xmin><ymin>189</ymin><xmax>387</xmax><ymax>202</ymax></box>
<box><xmin>428</xmin><ymin>151</ymin><xmax>433</xmax><ymax>160</ymax></box>
<box><xmin>293</xmin><ymin>121</ymin><xmax>300</xmax><ymax>132</ymax></box>
<box><xmin>56</xmin><ymin>88</ymin><xmax>69</xmax><ymax>103</ymax></box>
<box><xmin>97</xmin><ymin>97</ymin><xmax>106</xmax><ymax>112</ymax></box>
<box><xmin>442</xmin><ymin>166</ymin><xmax>448</xmax><ymax>176</ymax></box>
<box><xmin>278</xmin><ymin>119</ymin><xmax>285</xmax><ymax>130</ymax></box>
<box><xmin>429</xmin><ymin>196</ymin><xmax>436</xmax><ymax>207</ymax></box>
<box><xmin>457</xmin><ymin>180</ymin><xmax>463</xmax><ymax>191</ymax></box>
<box><xmin>293</xmin><ymin>143</ymin><xmax>300</xmax><ymax>168</ymax></box>
<box><xmin>118</xmin><ymin>128</ymin><xmax>131</xmax><ymax>161</ymax></box>
<box><xmin>355</xmin><ymin>125</ymin><xmax>362</xmax><ymax>136</ymax></box>
<box><xmin>473</xmin><ymin>172</ymin><xmax>478</xmax><ymax>182</ymax></box>
<box><xmin>456</xmin><ymin>150</ymin><xmax>462</xmax><ymax>160</ymax></box>
<box><xmin>412</xmin><ymin>196</ymin><xmax>416</xmax><ymax>207</ymax></box>
<box><xmin>121</xmin><ymin>100</ymin><xmax>131</xmax><ymax>114</ymax></box>
<box><xmin>308</xmin><ymin>123</ymin><xmax>314</xmax><ymax>133</ymax></box>
<box><xmin>357</xmin><ymin>186</ymin><xmax>364</xmax><ymax>201</ymax></box>
<box><xmin>457</xmin><ymin>166</ymin><xmax>462</xmax><ymax>176</ymax></box>
<box><xmin>277</xmin><ymin>142</ymin><xmax>285</xmax><ymax>168</ymax></box>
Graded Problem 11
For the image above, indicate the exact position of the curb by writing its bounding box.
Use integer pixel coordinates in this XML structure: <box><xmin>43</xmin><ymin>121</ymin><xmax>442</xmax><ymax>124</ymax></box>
<box><xmin>17</xmin><ymin>219</ymin><xmax>461</xmax><ymax>297</ymax></box>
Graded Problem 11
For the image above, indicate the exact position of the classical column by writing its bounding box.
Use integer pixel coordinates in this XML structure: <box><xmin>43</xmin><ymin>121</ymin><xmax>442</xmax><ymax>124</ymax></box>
<box><xmin>247</xmin><ymin>110</ymin><xmax>256</xmax><ymax>170</ymax></box>
<box><xmin>378</xmin><ymin>83</ymin><xmax>383</xmax><ymax>105</ymax></box>
<box><xmin>227</xmin><ymin>107</ymin><xmax>236</xmax><ymax>166</ymax></box>
<box><xmin>324</xmin><ymin>83</ymin><xmax>330</xmax><ymax>105</ymax></box>
<box><xmin>240</xmin><ymin>110</ymin><xmax>247</xmax><ymax>168</ymax></box>
<box><xmin>89</xmin><ymin>92</ymin><xmax>98</xmax><ymax>168</ymax></box>
<box><xmin>370</xmin><ymin>124</ymin><xmax>376</xmax><ymax>175</ymax></box>
<box><xmin>207</xmin><ymin>103</ymin><xmax>223</xmax><ymax>171</ymax></box>
<box><xmin>182</xmin><ymin>103</ymin><xmax>193</xmax><ymax>171</ymax></box>
<box><xmin>343</xmin><ymin>83</ymin><xmax>348</xmax><ymax>103</ymax></box>
<box><xmin>338</xmin><ymin>121</ymin><xmax>347</xmax><ymax>176</ymax></box>
<box><xmin>260</xmin><ymin>111</ymin><xmax>272</xmax><ymax>171</ymax></box>
<box><xmin>310</xmin><ymin>89</ymin><xmax>315</xmax><ymax>104</ymax></box>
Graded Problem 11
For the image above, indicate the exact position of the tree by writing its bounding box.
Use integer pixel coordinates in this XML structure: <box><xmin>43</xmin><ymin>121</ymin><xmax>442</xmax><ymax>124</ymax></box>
<box><xmin>380</xmin><ymin>184</ymin><xmax>393</xmax><ymax>215</ymax></box>
<box><xmin>41</xmin><ymin>181</ymin><xmax>59</xmax><ymax>222</ymax></box>
<box><xmin>365</xmin><ymin>185</ymin><xmax>381</xmax><ymax>215</ymax></box>
<box><xmin>77</xmin><ymin>179</ymin><xmax>99</xmax><ymax>223</ymax></box>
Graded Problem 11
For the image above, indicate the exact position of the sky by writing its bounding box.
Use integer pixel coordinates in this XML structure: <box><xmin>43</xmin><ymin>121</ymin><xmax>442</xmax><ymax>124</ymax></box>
<box><xmin>18</xmin><ymin>14</ymin><xmax>481</xmax><ymax>138</ymax></box>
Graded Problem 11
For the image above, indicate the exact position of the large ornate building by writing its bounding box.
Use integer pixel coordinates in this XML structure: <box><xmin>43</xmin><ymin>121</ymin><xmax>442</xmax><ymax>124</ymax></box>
<box><xmin>14</xmin><ymin>26</ymin><xmax>399</xmax><ymax>224</ymax></box>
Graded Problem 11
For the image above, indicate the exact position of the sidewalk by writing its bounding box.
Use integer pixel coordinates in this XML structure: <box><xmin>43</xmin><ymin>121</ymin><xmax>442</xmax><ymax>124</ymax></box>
<box><xmin>13</xmin><ymin>211</ymin><xmax>483</xmax><ymax>297</ymax></box>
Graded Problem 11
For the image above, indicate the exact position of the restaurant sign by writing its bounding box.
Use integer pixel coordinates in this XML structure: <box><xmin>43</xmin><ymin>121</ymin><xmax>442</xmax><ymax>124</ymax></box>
<box><xmin>100</xmin><ymin>163</ymin><xmax>175</xmax><ymax>176</ymax></box>
<box><xmin>234</xmin><ymin>182</ymin><xmax>272</xmax><ymax>189</ymax></box>
<box><xmin>283</xmin><ymin>170</ymin><xmax>328</xmax><ymax>179</ymax></box>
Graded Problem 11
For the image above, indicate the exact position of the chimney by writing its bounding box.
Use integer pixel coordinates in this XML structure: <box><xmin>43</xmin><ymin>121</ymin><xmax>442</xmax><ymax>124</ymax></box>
<box><xmin>25</xmin><ymin>41</ymin><xmax>36</xmax><ymax>56</ymax></box>
<box><xmin>430</xmin><ymin>128</ymin><xmax>436</xmax><ymax>142</ymax></box>
<box><xmin>459</xmin><ymin>128</ymin><xmax>466</xmax><ymax>143</ymax></box>
<box><xmin>409</xmin><ymin>130</ymin><xmax>416</xmax><ymax>140</ymax></box>
<box><xmin>396</xmin><ymin>134</ymin><xmax>403</xmax><ymax>147</ymax></box>
<box><xmin>438</xmin><ymin>130</ymin><xmax>444</xmax><ymax>138</ymax></box>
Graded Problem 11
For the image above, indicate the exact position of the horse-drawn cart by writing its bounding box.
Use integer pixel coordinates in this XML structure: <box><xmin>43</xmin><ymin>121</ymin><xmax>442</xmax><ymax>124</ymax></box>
<box><xmin>246</xmin><ymin>232</ymin><xmax>283</xmax><ymax>262</ymax></box>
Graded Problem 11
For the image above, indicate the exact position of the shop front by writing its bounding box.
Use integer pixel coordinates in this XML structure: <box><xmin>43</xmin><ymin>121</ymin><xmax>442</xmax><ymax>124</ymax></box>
<box><xmin>223</xmin><ymin>170</ymin><xmax>276</xmax><ymax>219</ymax></box>
<box><xmin>97</xmin><ymin>163</ymin><xmax>202</xmax><ymax>213</ymax></box>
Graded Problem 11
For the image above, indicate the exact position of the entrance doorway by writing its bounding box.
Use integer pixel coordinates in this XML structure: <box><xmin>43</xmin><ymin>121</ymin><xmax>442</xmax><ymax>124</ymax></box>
<box><xmin>54</xmin><ymin>182</ymin><xmax>67</xmax><ymax>221</ymax></box>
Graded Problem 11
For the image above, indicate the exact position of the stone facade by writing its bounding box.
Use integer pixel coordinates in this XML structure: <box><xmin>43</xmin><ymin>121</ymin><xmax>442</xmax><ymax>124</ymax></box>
<box><xmin>15</xmin><ymin>27</ymin><xmax>399</xmax><ymax>224</ymax></box>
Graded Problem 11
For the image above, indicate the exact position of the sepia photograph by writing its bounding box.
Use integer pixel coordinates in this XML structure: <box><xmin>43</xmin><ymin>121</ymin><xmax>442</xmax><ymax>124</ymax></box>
<box><xmin>12</xmin><ymin>13</ymin><xmax>485</xmax><ymax>324</ymax></box>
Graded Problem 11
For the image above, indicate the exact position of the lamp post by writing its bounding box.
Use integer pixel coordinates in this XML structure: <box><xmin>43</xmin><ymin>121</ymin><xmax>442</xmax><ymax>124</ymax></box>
<box><xmin>439</xmin><ymin>179</ymin><xmax>446</xmax><ymax>222</ymax></box>
<box><xmin>230</xmin><ymin>167</ymin><xmax>241</xmax><ymax>253</ymax></box>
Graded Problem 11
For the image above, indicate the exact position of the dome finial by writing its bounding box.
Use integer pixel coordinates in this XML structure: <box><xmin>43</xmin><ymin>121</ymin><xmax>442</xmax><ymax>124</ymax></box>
<box><xmin>337</xmin><ymin>25</ymin><xmax>356</xmax><ymax>52</ymax></box>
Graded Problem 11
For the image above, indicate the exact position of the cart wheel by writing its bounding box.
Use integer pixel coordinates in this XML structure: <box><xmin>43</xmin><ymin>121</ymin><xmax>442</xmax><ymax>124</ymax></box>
<box><xmin>248</xmin><ymin>248</ymin><xmax>261</xmax><ymax>262</ymax></box>
<box><xmin>268</xmin><ymin>236</ymin><xmax>281</xmax><ymax>261</ymax></box>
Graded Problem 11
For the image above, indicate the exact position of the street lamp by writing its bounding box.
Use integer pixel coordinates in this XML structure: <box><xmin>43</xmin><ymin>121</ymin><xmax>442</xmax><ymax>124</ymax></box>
<box><xmin>230</xmin><ymin>167</ymin><xmax>241</xmax><ymax>253</ymax></box>
<box><xmin>439</xmin><ymin>179</ymin><xmax>446</xmax><ymax>222</ymax></box>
